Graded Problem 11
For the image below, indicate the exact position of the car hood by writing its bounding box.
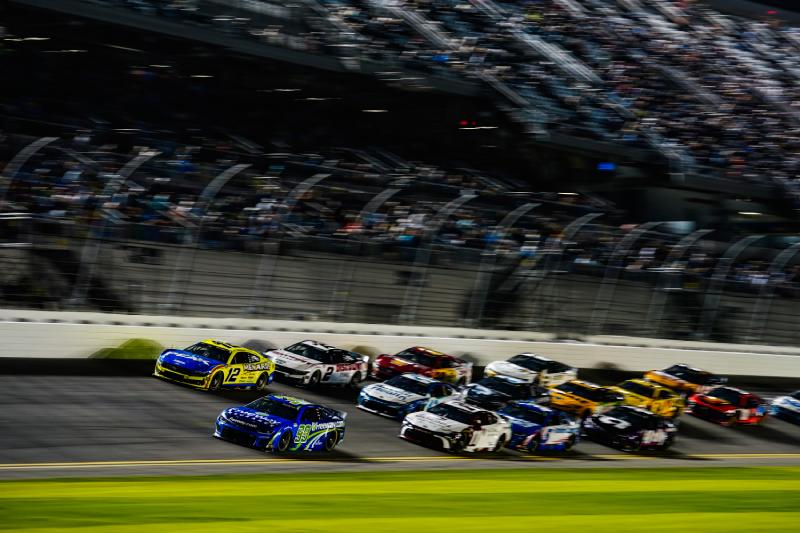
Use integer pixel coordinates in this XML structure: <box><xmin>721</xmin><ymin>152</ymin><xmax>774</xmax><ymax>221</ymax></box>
<box><xmin>267</xmin><ymin>349</ymin><xmax>319</xmax><ymax>370</ymax></box>
<box><xmin>159</xmin><ymin>350</ymin><xmax>222</xmax><ymax>374</ymax></box>
<box><xmin>222</xmin><ymin>407</ymin><xmax>286</xmax><ymax>434</ymax></box>
<box><xmin>405</xmin><ymin>411</ymin><xmax>468</xmax><ymax>434</ymax></box>
<box><xmin>362</xmin><ymin>383</ymin><xmax>426</xmax><ymax>405</ymax></box>
<box><xmin>487</xmin><ymin>361</ymin><xmax>535</xmax><ymax>379</ymax></box>
<box><xmin>503</xmin><ymin>416</ymin><xmax>545</xmax><ymax>433</ymax></box>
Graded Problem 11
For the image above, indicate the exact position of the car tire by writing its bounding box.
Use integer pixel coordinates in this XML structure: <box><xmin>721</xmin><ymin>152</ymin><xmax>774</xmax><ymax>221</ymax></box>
<box><xmin>274</xmin><ymin>431</ymin><xmax>292</xmax><ymax>453</ymax></box>
<box><xmin>209</xmin><ymin>372</ymin><xmax>224</xmax><ymax>391</ymax></box>
<box><xmin>622</xmin><ymin>436</ymin><xmax>642</xmax><ymax>452</ymax></box>
<box><xmin>493</xmin><ymin>434</ymin><xmax>507</xmax><ymax>452</ymax></box>
<box><xmin>349</xmin><ymin>372</ymin><xmax>362</xmax><ymax>389</ymax></box>
<box><xmin>255</xmin><ymin>373</ymin><xmax>269</xmax><ymax>391</ymax></box>
<box><xmin>308</xmin><ymin>371</ymin><xmax>321</xmax><ymax>387</ymax></box>
<box><xmin>564</xmin><ymin>434</ymin><xmax>577</xmax><ymax>451</ymax></box>
<box><xmin>324</xmin><ymin>431</ymin><xmax>339</xmax><ymax>451</ymax></box>
<box><xmin>527</xmin><ymin>435</ymin><xmax>540</xmax><ymax>453</ymax></box>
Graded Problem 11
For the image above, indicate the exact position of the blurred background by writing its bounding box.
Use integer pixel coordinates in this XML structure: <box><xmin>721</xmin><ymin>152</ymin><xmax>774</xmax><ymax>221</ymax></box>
<box><xmin>3</xmin><ymin>0</ymin><xmax>800</xmax><ymax>346</ymax></box>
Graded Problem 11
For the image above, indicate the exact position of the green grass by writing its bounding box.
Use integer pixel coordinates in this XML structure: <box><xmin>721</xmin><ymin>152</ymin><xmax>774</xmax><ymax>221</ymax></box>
<box><xmin>88</xmin><ymin>339</ymin><xmax>163</xmax><ymax>360</ymax></box>
<box><xmin>1</xmin><ymin>467</ymin><xmax>799</xmax><ymax>532</ymax></box>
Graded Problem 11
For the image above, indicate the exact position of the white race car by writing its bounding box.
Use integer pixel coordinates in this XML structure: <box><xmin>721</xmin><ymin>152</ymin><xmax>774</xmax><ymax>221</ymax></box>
<box><xmin>400</xmin><ymin>400</ymin><xmax>512</xmax><ymax>453</ymax></box>
<box><xmin>484</xmin><ymin>353</ymin><xmax>576</xmax><ymax>387</ymax></box>
<box><xmin>265</xmin><ymin>340</ymin><xmax>369</xmax><ymax>387</ymax></box>
<box><xmin>771</xmin><ymin>390</ymin><xmax>800</xmax><ymax>425</ymax></box>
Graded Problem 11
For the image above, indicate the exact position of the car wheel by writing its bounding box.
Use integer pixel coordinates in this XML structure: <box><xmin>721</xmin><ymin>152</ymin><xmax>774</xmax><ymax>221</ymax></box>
<box><xmin>324</xmin><ymin>431</ymin><xmax>339</xmax><ymax>451</ymax></box>
<box><xmin>208</xmin><ymin>372</ymin><xmax>224</xmax><ymax>391</ymax></box>
<box><xmin>274</xmin><ymin>431</ymin><xmax>292</xmax><ymax>453</ymax></box>
<box><xmin>622</xmin><ymin>436</ymin><xmax>642</xmax><ymax>452</ymax></box>
<box><xmin>564</xmin><ymin>434</ymin><xmax>577</xmax><ymax>451</ymax></box>
<box><xmin>307</xmin><ymin>371</ymin><xmax>321</xmax><ymax>387</ymax></box>
<box><xmin>349</xmin><ymin>372</ymin><xmax>362</xmax><ymax>389</ymax></box>
<box><xmin>255</xmin><ymin>373</ymin><xmax>269</xmax><ymax>391</ymax></box>
<box><xmin>493</xmin><ymin>434</ymin><xmax>507</xmax><ymax>452</ymax></box>
<box><xmin>527</xmin><ymin>435</ymin><xmax>540</xmax><ymax>453</ymax></box>
<box><xmin>662</xmin><ymin>435</ymin><xmax>675</xmax><ymax>451</ymax></box>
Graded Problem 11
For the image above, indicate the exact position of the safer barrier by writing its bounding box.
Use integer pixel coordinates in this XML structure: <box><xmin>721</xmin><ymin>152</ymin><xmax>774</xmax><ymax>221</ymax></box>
<box><xmin>1</xmin><ymin>309</ymin><xmax>799</xmax><ymax>377</ymax></box>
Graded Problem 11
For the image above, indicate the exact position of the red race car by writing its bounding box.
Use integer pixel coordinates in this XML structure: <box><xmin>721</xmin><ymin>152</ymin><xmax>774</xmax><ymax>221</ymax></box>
<box><xmin>371</xmin><ymin>346</ymin><xmax>472</xmax><ymax>385</ymax></box>
<box><xmin>687</xmin><ymin>386</ymin><xmax>768</xmax><ymax>426</ymax></box>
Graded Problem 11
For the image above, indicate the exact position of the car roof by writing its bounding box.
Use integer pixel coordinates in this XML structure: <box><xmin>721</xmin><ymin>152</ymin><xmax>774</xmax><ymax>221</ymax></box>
<box><xmin>201</xmin><ymin>339</ymin><xmax>235</xmax><ymax>350</ymax></box>
<box><xmin>710</xmin><ymin>386</ymin><xmax>747</xmax><ymax>395</ymax></box>
<box><xmin>613</xmin><ymin>405</ymin><xmax>656</xmax><ymax>417</ymax></box>
<box><xmin>513</xmin><ymin>353</ymin><xmax>553</xmax><ymax>362</ymax></box>
<box><xmin>481</xmin><ymin>375</ymin><xmax>528</xmax><ymax>385</ymax></box>
<box><xmin>625</xmin><ymin>378</ymin><xmax>669</xmax><ymax>390</ymax></box>
<box><xmin>404</xmin><ymin>346</ymin><xmax>454</xmax><ymax>359</ymax></box>
<box><xmin>299</xmin><ymin>339</ymin><xmax>341</xmax><ymax>352</ymax></box>
<box><xmin>442</xmin><ymin>400</ymin><xmax>485</xmax><ymax>413</ymax></box>
<box><xmin>266</xmin><ymin>394</ymin><xmax>312</xmax><ymax>406</ymax></box>
<box><xmin>560</xmin><ymin>379</ymin><xmax>602</xmax><ymax>390</ymax></box>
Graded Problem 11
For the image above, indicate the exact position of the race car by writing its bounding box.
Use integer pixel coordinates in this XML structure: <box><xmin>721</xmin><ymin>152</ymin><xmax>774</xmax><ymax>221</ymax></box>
<box><xmin>687</xmin><ymin>386</ymin><xmax>768</xmax><ymax>426</ymax></box>
<box><xmin>583</xmin><ymin>405</ymin><xmax>677</xmax><ymax>452</ymax></box>
<box><xmin>644</xmin><ymin>364</ymin><xmax>727</xmax><ymax>397</ymax></box>
<box><xmin>153</xmin><ymin>339</ymin><xmax>275</xmax><ymax>391</ymax></box>
<box><xmin>214</xmin><ymin>394</ymin><xmax>346</xmax><ymax>452</ymax></box>
<box><xmin>461</xmin><ymin>375</ymin><xmax>549</xmax><ymax>411</ymax></box>
<box><xmin>771</xmin><ymin>390</ymin><xmax>800</xmax><ymax>424</ymax></box>
<box><xmin>372</xmin><ymin>346</ymin><xmax>472</xmax><ymax>385</ymax></box>
<box><xmin>265</xmin><ymin>340</ymin><xmax>369</xmax><ymax>387</ymax></box>
<box><xmin>400</xmin><ymin>400</ymin><xmax>512</xmax><ymax>453</ymax></box>
<box><xmin>607</xmin><ymin>379</ymin><xmax>685</xmax><ymax>419</ymax></box>
<box><xmin>498</xmin><ymin>401</ymin><xmax>580</xmax><ymax>453</ymax></box>
<box><xmin>483</xmin><ymin>353</ymin><xmax>577</xmax><ymax>387</ymax></box>
<box><xmin>358</xmin><ymin>373</ymin><xmax>457</xmax><ymax>420</ymax></box>
<box><xmin>548</xmin><ymin>380</ymin><xmax>624</xmax><ymax>419</ymax></box>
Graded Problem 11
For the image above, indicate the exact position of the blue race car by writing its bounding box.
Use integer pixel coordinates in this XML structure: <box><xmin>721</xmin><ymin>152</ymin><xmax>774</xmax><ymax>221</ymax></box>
<box><xmin>497</xmin><ymin>401</ymin><xmax>580</xmax><ymax>453</ymax></box>
<box><xmin>461</xmin><ymin>375</ymin><xmax>550</xmax><ymax>411</ymax></box>
<box><xmin>214</xmin><ymin>394</ymin><xmax>346</xmax><ymax>452</ymax></box>
<box><xmin>358</xmin><ymin>373</ymin><xmax>457</xmax><ymax>419</ymax></box>
<box><xmin>771</xmin><ymin>390</ymin><xmax>800</xmax><ymax>424</ymax></box>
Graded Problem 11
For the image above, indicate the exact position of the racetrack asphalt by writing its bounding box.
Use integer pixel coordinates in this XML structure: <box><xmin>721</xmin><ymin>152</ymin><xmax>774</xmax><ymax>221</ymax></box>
<box><xmin>1</xmin><ymin>361</ymin><xmax>800</xmax><ymax>479</ymax></box>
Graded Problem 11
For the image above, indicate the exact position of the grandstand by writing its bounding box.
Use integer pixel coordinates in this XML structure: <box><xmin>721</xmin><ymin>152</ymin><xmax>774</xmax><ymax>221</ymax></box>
<box><xmin>3</xmin><ymin>0</ymin><xmax>800</xmax><ymax>346</ymax></box>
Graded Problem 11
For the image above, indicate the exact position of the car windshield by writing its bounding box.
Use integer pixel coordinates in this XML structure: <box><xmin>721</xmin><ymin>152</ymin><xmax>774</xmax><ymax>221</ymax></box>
<box><xmin>395</xmin><ymin>348</ymin><xmax>437</xmax><ymax>368</ymax></box>
<box><xmin>428</xmin><ymin>403</ymin><xmax>475</xmax><ymax>425</ymax></box>
<box><xmin>620</xmin><ymin>381</ymin><xmax>656</xmax><ymax>398</ymax></box>
<box><xmin>508</xmin><ymin>354</ymin><xmax>548</xmax><ymax>371</ymax></box>
<box><xmin>477</xmin><ymin>377</ymin><xmax>522</xmax><ymax>396</ymax></box>
<box><xmin>184</xmin><ymin>342</ymin><xmax>230</xmax><ymax>363</ymax></box>
<box><xmin>555</xmin><ymin>382</ymin><xmax>610</xmax><ymax>402</ymax></box>
<box><xmin>247</xmin><ymin>397</ymin><xmax>301</xmax><ymax>420</ymax></box>
<box><xmin>665</xmin><ymin>365</ymin><xmax>717</xmax><ymax>384</ymax></box>
<box><xmin>286</xmin><ymin>343</ymin><xmax>330</xmax><ymax>362</ymax></box>
<box><xmin>385</xmin><ymin>375</ymin><xmax>429</xmax><ymax>396</ymax></box>
<box><xmin>707</xmin><ymin>387</ymin><xmax>742</xmax><ymax>404</ymax></box>
<box><xmin>605</xmin><ymin>407</ymin><xmax>652</xmax><ymax>426</ymax></box>
<box><xmin>499</xmin><ymin>405</ymin><xmax>547</xmax><ymax>425</ymax></box>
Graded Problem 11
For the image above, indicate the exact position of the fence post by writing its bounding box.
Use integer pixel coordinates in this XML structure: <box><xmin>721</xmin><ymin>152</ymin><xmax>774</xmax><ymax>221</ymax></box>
<box><xmin>589</xmin><ymin>221</ymin><xmax>664</xmax><ymax>334</ymax></box>
<box><xmin>165</xmin><ymin>163</ymin><xmax>252</xmax><ymax>313</ymax></box>
<box><xmin>467</xmin><ymin>202</ymin><xmax>539</xmax><ymax>326</ymax></box>
<box><xmin>745</xmin><ymin>242</ymin><xmax>800</xmax><ymax>344</ymax></box>
<box><xmin>645</xmin><ymin>229</ymin><xmax>714</xmax><ymax>337</ymax></box>
<box><xmin>698</xmin><ymin>234</ymin><xmax>764</xmax><ymax>340</ymax></box>
<box><xmin>400</xmin><ymin>192</ymin><xmax>477</xmax><ymax>325</ymax></box>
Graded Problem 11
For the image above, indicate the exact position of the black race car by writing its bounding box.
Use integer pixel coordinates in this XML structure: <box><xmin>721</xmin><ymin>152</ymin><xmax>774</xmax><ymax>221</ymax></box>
<box><xmin>460</xmin><ymin>375</ymin><xmax>549</xmax><ymax>411</ymax></box>
<box><xmin>583</xmin><ymin>405</ymin><xmax>677</xmax><ymax>452</ymax></box>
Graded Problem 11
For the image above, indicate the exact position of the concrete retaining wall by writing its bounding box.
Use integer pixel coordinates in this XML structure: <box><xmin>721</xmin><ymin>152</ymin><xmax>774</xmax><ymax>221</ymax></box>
<box><xmin>1</xmin><ymin>309</ymin><xmax>799</xmax><ymax>377</ymax></box>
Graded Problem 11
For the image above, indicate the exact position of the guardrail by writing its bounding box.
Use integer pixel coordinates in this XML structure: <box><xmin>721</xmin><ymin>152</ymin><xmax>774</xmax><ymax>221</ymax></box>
<box><xmin>2</xmin><ymin>310</ymin><xmax>800</xmax><ymax>377</ymax></box>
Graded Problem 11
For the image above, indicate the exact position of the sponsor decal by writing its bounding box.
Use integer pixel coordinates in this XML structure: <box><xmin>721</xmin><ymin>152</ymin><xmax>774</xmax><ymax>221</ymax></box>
<box><xmin>336</xmin><ymin>363</ymin><xmax>362</xmax><ymax>372</ymax></box>
<box><xmin>243</xmin><ymin>363</ymin><xmax>271</xmax><ymax>371</ymax></box>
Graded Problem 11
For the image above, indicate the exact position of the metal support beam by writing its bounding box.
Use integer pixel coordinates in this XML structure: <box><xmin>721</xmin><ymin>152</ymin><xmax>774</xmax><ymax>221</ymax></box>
<box><xmin>400</xmin><ymin>192</ymin><xmax>477</xmax><ymax>324</ymax></box>
<box><xmin>746</xmin><ymin>242</ymin><xmax>800</xmax><ymax>344</ymax></box>
<box><xmin>698</xmin><ymin>234</ymin><xmax>764</xmax><ymax>340</ymax></box>
<box><xmin>0</xmin><ymin>137</ymin><xmax>58</xmax><ymax>205</ymax></box>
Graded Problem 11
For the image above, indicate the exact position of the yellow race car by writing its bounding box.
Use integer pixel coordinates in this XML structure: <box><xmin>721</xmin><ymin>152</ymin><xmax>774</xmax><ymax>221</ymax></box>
<box><xmin>548</xmin><ymin>380</ymin><xmax>624</xmax><ymax>419</ymax></box>
<box><xmin>607</xmin><ymin>379</ymin><xmax>685</xmax><ymax>419</ymax></box>
<box><xmin>154</xmin><ymin>339</ymin><xmax>275</xmax><ymax>391</ymax></box>
<box><xmin>644</xmin><ymin>364</ymin><xmax>727</xmax><ymax>397</ymax></box>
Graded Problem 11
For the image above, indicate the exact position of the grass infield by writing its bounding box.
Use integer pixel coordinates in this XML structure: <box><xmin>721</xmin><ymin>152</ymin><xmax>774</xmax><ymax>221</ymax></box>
<box><xmin>1</xmin><ymin>467</ymin><xmax>799</xmax><ymax>531</ymax></box>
